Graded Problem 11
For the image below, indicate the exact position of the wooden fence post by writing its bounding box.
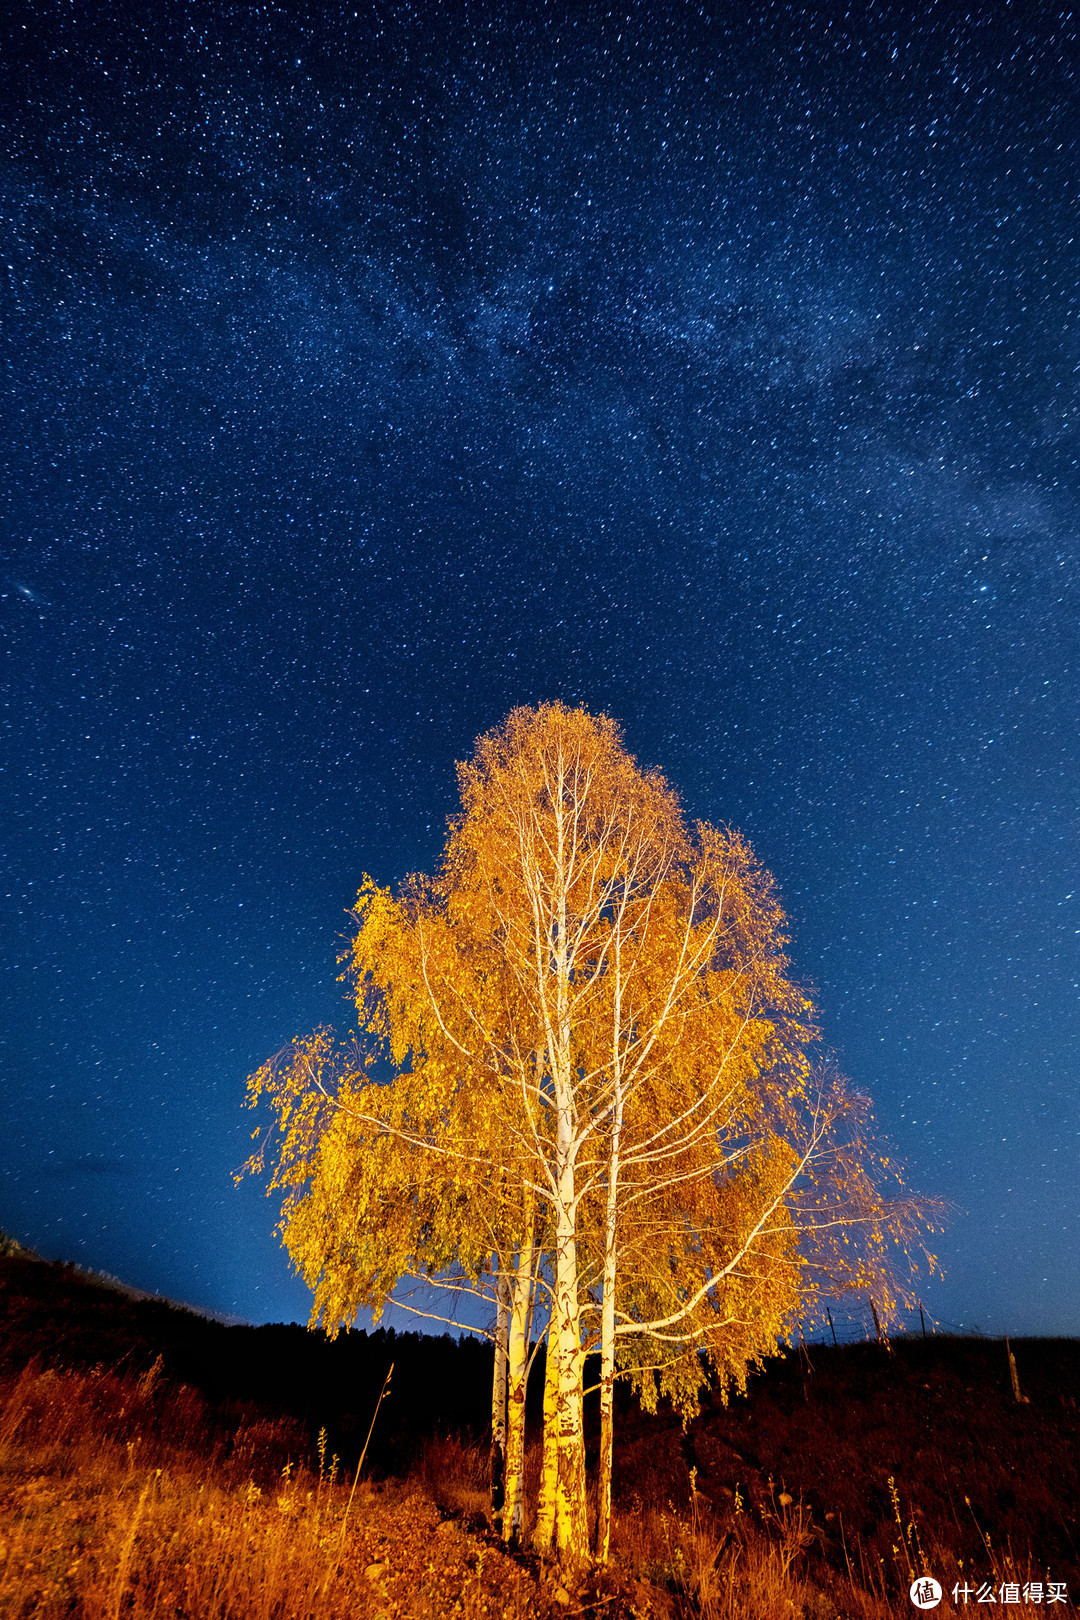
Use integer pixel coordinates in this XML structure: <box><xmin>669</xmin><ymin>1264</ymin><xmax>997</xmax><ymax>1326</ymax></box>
<box><xmin>1006</xmin><ymin>1338</ymin><xmax>1029</xmax><ymax>1405</ymax></box>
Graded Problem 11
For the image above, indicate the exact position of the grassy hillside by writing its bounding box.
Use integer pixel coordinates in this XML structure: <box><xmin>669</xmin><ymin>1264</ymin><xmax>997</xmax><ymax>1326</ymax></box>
<box><xmin>615</xmin><ymin>1332</ymin><xmax>1080</xmax><ymax>1611</ymax></box>
<box><xmin>1</xmin><ymin>1250</ymin><xmax>1078</xmax><ymax>1618</ymax></box>
<box><xmin>0</xmin><ymin>1251</ymin><xmax>588</xmax><ymax>1619</ymax></box>
<box><xmin>0</xmin><ymin>1250</ymin><xmax>491</xmax><ymax>1472</ymax></box>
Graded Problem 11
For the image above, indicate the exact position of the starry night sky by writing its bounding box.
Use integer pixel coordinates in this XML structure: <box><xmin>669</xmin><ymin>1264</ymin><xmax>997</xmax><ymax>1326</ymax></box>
<box><xmin>2</xmin><ymin>0</ymin><xmax>1077</xmax><ymax>1335</ymax></box>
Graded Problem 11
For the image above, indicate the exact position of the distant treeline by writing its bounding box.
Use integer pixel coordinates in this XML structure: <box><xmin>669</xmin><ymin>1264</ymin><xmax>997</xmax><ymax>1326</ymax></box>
<box><xmin>0</xmin><ymin>1249</ymin><xmax>493</xmax><ymax>1470</ymax></box>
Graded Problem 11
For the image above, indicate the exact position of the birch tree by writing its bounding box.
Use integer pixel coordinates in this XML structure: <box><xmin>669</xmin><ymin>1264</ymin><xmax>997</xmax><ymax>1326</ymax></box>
<box><xmin>246</xmin><ymin>702</ymin><xmax>932</xmax><ymax>1576</ymax></box>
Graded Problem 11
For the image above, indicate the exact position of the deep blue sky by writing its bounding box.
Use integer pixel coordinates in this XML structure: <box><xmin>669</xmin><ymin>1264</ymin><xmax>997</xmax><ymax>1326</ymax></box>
<box><xmin>2</xmin><ymin>0</ymin><xmax>1077</xmax><ymax>1336</ymax></box>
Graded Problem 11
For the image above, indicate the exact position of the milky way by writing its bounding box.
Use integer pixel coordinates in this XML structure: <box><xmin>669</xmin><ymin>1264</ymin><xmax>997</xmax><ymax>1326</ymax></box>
<box><xmin>2</xmin><ymin>1</ymin><xmax>1077</xmax><ymax>1332</ymax></box>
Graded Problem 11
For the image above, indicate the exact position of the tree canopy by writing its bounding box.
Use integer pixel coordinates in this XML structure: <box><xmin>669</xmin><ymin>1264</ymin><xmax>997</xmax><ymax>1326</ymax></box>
<box><xmin>245</xmin><ymin>702</ymin><xmax>935</xmax><ymax>1573</ymax></box>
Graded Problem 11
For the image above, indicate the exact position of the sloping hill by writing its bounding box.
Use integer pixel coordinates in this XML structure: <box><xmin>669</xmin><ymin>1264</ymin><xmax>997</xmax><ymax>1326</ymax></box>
<box><xmin>3</xmin><ymin>1248</ymin><xmax>1078</xmax><ymax>1617</ymax></box>
<box><xmin>614</xmin><ymin>1330</ymin><xmax>1080</xmax><ymax>1598</ymax></box>
<box><xmin>0</xmin><ymin>1249</ymin><xmax>492</xmax><ymax>1472</ymax></box>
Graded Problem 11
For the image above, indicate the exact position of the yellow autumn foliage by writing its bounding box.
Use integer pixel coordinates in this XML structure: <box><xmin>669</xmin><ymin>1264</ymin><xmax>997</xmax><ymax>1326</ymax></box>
<box><xmin>245</xmin><ymin>703</ymin><xmax>935</xmax><ymax>1574</ymax></box>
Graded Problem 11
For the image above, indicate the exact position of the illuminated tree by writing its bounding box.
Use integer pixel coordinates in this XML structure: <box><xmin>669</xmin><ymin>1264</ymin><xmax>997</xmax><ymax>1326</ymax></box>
<box><xmin>246</xmin><ymin>703</ymin><xmax>932</xmax><ymax>1576</ymax></box>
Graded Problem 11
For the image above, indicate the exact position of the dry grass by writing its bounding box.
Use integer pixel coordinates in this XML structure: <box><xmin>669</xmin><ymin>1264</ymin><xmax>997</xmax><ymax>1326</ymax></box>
<box><xmin>408</xmin><ymin>1430</ymin><xmax>1062</xmax><ymax>1620</ymax></box>
<box><xmin>405</xmin><ymin>1420</ymin><xmax>1074</xmax><ymax>1620</ymax></box>
<box><xmin>602</xmin><ymin>1473</ymin><xmax>1071</xmax><ymax>1620</ymax></box>
<box><xmin>0</xmin><ymin>1362</ymin><xmax>552</xmax><ymax>1620</ymax></box>
<box><xmin>1</xmin><ymin>1345</ymin><xmax>1075</xmax><ymax>1619</ymax></box>
<box><xmin>414</xmin><ymin>1432</ymin><xmax>493</xmax><ymax>1523</ymax></box>
<box><xmin>602</xmin><ymin>1333</ymin><xmax>1080</xmax><ymax>1619</ymax></box>
<box><xmin>0</xmin><ymin>1359</ymin><xmax>373</xmax><ymax>1618</ymax></box>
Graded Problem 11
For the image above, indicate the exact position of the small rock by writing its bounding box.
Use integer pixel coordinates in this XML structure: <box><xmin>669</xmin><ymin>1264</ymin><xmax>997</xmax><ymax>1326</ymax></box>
<box><xmin>553</xmin><ymin>1588</ymin><xmax>571</xmax><ymax>1607</ymax></box>
<box><xmin>435</xmin><ymin>1519</ymin><xmax>456</xmax><ymax>1536</ymax></box>
<box><xmin>364</xmin><ymin>1562</ymin><xmax>388</xmax><ymax>1583</ymax></box>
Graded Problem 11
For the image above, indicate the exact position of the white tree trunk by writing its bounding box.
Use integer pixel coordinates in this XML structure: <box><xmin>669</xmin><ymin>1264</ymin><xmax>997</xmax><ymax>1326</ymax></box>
<box><xmin>534</xmin><ymin>757</ymin><xmax>591</xmax><ymax>1575</ymax></box>
<box><xmin>490</xmin><ymin>1266</ymin><xmax>510</xmax><ymax>1526</ymax></box>
<box><xmin>534</xmin><ymin>1327</ymin><xmax>559</xmax><ymax>1555</ymax></box>
<box><xmin>596</xmin><ymin>1085</ymin><xmax>623</xmax><ymax>1565</ymax></box>
<box><xmin>503</xmin><ymin>1232</ymin><xmax>534</xmax><ymax>1543</ymax></box>
<box><xmin>552</xmin><ymin>1161</ymin><xmax>589</xmax><ymax>1572</ymax></box>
